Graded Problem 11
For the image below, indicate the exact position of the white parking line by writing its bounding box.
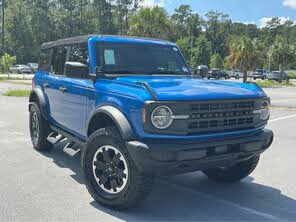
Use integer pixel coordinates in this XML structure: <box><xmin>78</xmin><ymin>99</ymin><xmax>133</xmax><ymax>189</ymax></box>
<box><xmin>0</xmin><ymin>121</ymin><xmax>7</xmax><ymax>127</ymax></box>
<box><xmin>269</xmin><ymin>114</ymin><xmax>296</xmax><ymax>123</ymax></box>
<box><xmin>272</xmin><ymin>99</ymin><xmax>296</xmax><ymax>102</ymax></box>
<box><xmin>160</xmin><ymin>180</ymin><xmax>281</xmax><ymax>221</ymax></box>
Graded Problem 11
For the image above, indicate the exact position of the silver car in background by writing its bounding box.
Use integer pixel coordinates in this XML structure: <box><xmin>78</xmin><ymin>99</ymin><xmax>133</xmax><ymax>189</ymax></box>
<box><xmin>267</xmin><ymin>71</ymin><xmax>289</xmax><ymax>81</ymax></box>
<box><xmin>9</xmin><ymin>65</ymin><xmax>32</xmax><ymax>74</ymax></box>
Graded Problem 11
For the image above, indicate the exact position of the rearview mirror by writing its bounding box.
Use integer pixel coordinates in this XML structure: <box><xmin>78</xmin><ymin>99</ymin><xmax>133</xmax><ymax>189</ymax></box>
<box><xmin>65</xmin><ymin>62</ymin><xmax>89</xmax><ymax>79</ymax></box>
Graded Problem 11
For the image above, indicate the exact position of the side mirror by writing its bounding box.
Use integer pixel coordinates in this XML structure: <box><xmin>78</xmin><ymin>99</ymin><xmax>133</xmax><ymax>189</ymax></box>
<box><xmin>65</xmin><ymin>62</ymin><xmax>89</xmax><ymax>79</ymax></box>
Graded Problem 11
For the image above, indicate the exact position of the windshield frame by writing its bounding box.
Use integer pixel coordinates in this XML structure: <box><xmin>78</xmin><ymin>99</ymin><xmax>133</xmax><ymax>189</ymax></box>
<box><xmin>93</xmin><ymin>41</ymin><xmax>192</xmax><ymax>76</ymax></box>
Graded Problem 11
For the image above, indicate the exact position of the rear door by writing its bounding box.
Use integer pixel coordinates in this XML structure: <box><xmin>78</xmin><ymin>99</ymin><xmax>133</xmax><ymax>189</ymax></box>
<box><xmin>43</xmin><ymin>46</ymin><xmax>68</xmax><ymax>126</ymax></box>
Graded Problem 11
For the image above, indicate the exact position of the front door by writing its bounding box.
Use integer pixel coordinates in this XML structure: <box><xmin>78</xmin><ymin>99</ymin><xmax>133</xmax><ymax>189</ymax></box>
<box><xmin>57</xmin><ymin>43</ymin><xmax>92</xmax><ymax>139</ymax></box>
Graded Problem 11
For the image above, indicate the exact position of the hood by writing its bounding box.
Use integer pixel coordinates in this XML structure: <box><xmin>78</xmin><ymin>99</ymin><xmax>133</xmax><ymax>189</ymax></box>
<box><xmin>115</xmin><ymin>76</ymin><xmax>266</xmax><ymax>101</ymax></box>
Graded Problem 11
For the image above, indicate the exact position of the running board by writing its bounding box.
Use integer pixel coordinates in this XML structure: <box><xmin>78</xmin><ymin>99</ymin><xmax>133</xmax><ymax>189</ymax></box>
<box><xmin>47</xmin><ymin>132</ymin><xmax>65</xmax><ymax>145</ymax></box>
<box><xmin>49</xmin><ymin>125</ymin><xmax>85</xmax><ymax>147</ymax></box>
<box><xmin>63</xmin><ymin>142</ymin><xmax>81</xmax><ymax>157</ymax></box>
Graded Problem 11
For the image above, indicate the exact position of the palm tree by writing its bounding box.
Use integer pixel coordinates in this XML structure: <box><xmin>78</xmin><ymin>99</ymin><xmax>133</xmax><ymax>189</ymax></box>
<box><xmin>269</xmin><ymin>35</ymin><xmax>296</xmax><ymax>83</ymax></box>
<box><xmin>128</xmin><ymin>6</ymin><xmax>171</xmax><ymax>39</ymax></box>
<box><xmin>227</xmin><ymin>36</ymin><xmax>262</xmax><ymax>83</ymax></box>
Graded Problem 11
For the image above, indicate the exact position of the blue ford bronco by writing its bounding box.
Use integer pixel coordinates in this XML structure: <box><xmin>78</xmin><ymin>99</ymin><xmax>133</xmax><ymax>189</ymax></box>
<box><xmin>29</xmin><ymin>35</ymin><xmax>273</xmax><ymax>209</ymax></box>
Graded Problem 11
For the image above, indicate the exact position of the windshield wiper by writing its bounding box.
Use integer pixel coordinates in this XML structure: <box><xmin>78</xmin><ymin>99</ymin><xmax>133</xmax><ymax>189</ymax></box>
<box><xmin>104</xmin><ymin>70</ymin><xmax>147</xmax><ymax>75</ymax></box>
<box><xmin>149</xmin><ymin>71</ymin><xmax>190</xmax><ymax>75</ymax></box>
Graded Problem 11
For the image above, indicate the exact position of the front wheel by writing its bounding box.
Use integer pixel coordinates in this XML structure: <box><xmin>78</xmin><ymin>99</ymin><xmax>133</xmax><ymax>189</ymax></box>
<box><xmin>82</xmin><ymin>127</ymin><xmax>154</xmax><ymax>210</ymax></box>
<box><xmin>202</xmin><ymin>156</ymin><xmax>260</xmax><ymax>183</ymax></box>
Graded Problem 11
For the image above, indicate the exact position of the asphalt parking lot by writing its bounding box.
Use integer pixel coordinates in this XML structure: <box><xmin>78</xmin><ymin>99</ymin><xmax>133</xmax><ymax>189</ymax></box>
<box><xmin>0</xmin><ymin>80</ymin><xmax>296</xmax><ymax>221</ymax></box>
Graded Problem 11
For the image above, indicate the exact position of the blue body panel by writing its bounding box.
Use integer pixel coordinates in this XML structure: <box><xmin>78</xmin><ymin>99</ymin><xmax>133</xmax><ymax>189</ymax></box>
<box><xmin>34</xmin><ymin>35</ymin><xmax>268</xmax><ymax>144</ymax></box>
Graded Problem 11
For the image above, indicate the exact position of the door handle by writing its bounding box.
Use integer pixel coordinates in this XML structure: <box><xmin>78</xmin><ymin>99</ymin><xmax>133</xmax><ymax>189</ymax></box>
<box><xmin>43</xmin><ymin>83</ymin><xmax>49</xmax><ymax>88</ymax></box>
<box><xmin>59</xmin><ymin>86</ymin><xmax>67</xmax><ymax>93</ymax></box>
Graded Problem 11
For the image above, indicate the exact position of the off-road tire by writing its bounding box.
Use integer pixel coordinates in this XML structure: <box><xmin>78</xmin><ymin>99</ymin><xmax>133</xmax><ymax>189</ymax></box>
<box><xmin>82</xmin><ymin>127</ymin><xmax>154</xmax><ymax>210</ymax></box>
<box><xmin>202</xmin><ymin>156</ymin><xmax>260</xmax><ymax>183</ymax></box>
<box><xmin>29</xmin><ymin>103</ymin><xmax>52</xmax><ymax>151</ymax></box>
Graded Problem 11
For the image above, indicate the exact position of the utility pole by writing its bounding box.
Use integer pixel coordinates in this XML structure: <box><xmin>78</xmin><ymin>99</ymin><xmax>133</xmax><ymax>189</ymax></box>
<box><xmin>80</xmin><ymin>0</ymin><xmax>83</xmax><ymax>34</ymax></box>
<box><xmin>1</xmin><ymin>0</ymin><xmax>4</xmax><ymax>73</ymax></box>
<box><xmin>190</xmin><ymin>36</ymin><xmax>194</xmax><ymax>66</ymax></box>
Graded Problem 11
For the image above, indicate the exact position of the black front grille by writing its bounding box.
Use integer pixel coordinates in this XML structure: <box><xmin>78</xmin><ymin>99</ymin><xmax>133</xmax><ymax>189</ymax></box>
<box><xmin>188</xmin><ymin>100</ymin><xmax>258</xmax><ymax>134</ymax></box>
<box><xmin>144</xmin><ymin>99</ymin><xmax>266</xmax><ymax>136</ymax></box>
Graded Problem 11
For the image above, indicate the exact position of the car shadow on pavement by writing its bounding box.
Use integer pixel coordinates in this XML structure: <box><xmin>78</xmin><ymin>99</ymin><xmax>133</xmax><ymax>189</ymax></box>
<box><xmin>42</xmin><ymin>141</ymin><xmax>296</xmax><ymax>221</ymax></box>
<box><xmin>41</xmin><ymin>140</ymin><xmax>84</xmax><ymax>184</ymax></box>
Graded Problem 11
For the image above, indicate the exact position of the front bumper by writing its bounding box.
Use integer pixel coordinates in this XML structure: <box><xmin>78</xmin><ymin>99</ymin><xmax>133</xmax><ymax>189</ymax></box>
<box><xmin>126</xmin><ymin>129</ymin><xmax>273</xmax><ymax>176</ymax></box>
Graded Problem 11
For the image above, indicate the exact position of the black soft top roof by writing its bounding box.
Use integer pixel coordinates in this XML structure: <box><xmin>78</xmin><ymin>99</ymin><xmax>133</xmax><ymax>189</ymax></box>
<box><xmin>41</xmin><ymin>35</ymin><xmax>90</xmax><ymax>49</ymax></box>
<box><xmin>40</xmin><ymin>35</ymin><xmax>171</xmax><ymax>50</ymax></box>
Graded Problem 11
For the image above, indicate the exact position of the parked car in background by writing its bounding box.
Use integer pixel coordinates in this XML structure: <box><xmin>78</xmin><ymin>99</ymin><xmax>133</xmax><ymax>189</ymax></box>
<box><xmin>250</xmin><ymin>69</ymin><xmax>269</xmax><ymax>80</ymax></box>
<box><xmin>207</xmin><ymin>69</ymin><xmax>229</xmax><ymax>79</ymax></box>
<box><xmin>194</xmin><ymin>65</ymin><xmax>209</xmax><ymax>78</ymax></box>
<box><xmin>267</xmin><ymin>71</ymin><xmax>289</xmax><ymax>81</ymax></box>
<box><xmin>27</xmin><ymin>63</ymin><xmax>38</xmax><ymax>73</ymax></box>
<box><xmin>9</xmin><ymin>64</ymin><xmax>32</xmax><ymax>74</ymax></box>
<box><xmin>229</xmin><ymin>69</ymin><xmax>244</xmax><ymax>79</ymax></box>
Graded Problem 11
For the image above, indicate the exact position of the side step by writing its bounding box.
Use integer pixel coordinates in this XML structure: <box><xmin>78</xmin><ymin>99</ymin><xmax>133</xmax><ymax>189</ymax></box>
<box><xmin>63</xmin><ymin>142</ymin><xmax>81</xmax><ymax>157</ymax></box>
<box><xmin>47</xmin><ymin>132</ymin><xmax>65</xmax><ymax>145</ymax></box>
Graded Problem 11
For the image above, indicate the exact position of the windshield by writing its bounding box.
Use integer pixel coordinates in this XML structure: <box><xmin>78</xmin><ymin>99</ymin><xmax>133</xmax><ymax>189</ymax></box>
<box><xmin>94</xmin><ymin>42</ymin><xmax>191</xmax><ymax>75</ymax></box>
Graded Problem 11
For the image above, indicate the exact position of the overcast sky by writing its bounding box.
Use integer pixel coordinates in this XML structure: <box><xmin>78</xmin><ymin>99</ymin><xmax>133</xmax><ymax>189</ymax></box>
<box><xmin>140</xmin><ymin>0</ymin><xmax>296</xmax><ymax>27</ymax></box>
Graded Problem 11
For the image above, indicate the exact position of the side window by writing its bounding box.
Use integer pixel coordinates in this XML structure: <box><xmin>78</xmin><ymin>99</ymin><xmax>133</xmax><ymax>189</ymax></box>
<box><xmin>69</xmin><ymin>44</ymin><xmax>89</xmax><ymax>66</ymax></box>
<box><xmin>39</xmin><ymin>49</ymin><xmax>51</xmax><ymax>71</ymax></box>
<box><xmin>51</xmin><ymin>46</ymin><xmax>67</xmax><ymax>75</ymax></box>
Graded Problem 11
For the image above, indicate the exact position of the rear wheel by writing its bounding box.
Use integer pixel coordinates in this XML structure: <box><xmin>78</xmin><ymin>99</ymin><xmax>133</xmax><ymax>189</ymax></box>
<box><xmin>29</xmin><ymin>103</ymin><xmax>52</xmax><ymax>151</ymax></box>
<box><xmin>202</xmin><ymin>156</ymin><xmax>260</xmax><ymax>183</ymax></box>
<box><xmin>82</xmin><ymin>127</ymin><xmax>154</xmax><ymax>210</ymax></box>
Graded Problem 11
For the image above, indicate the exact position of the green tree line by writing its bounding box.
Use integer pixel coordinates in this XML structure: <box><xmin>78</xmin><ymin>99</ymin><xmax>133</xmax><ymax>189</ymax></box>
<box><xmin>1</xmin><ymin>1</ymin><xmax>296</xmax><ymax>72</ymax></box>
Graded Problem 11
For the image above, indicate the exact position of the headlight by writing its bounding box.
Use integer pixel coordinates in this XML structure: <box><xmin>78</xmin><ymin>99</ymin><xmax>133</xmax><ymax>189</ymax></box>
<box><xmin>254</xmin><ymin>100</ymin><xmax>270</xmax><ymax>120</ymax></box>
<box><xmin>151</xmin><ymin>106</ymin><xmax>173</xmax><ymax>129</ymax></box>
<box><xmin>260</xmin><ymin>100</ymin><xmax>270</xmax><ymax>120</ymax></box>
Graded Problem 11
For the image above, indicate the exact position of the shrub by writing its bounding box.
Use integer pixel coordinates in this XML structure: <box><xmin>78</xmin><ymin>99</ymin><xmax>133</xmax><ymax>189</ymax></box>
<box><xmin>0</xmin><ymin>53</ymin><xmax>16</xmax><ymax>73</ymax></box>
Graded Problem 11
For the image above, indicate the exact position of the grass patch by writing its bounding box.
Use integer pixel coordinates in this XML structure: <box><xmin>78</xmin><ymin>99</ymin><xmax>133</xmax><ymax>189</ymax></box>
<box><xmin>256</xmin><ymin>80</ymin><xmax>295</xmax><ymax>88</ymax></box>
<box><xmin>3</xmin><ymin>89</ymin><xmax>31</xmax><ymax>97</ymax></box>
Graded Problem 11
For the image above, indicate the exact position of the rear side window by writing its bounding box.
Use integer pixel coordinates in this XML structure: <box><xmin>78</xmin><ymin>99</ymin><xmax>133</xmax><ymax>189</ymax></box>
<box><xmin>39</xmin><ymin>49</ymin><xmax>51</xmax><ymax>71</ymax></box>
<box><xmin>51</xmin><ymin>46</ymin><xmax>67</xmax><ymax>75</ymax></box>
<box><xmin>69</xmin><ymin>44</ymin><xmax>89</xmax><ymax>66</ymax></box>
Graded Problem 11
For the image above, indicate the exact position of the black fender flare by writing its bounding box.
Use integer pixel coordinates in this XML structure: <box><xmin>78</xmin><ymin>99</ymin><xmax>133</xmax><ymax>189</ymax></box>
<box><xmin>29</xmin><ymin>87</ymin><xmax>48</xmax><ymax>120</ymax></box>
<box><xmin>87</xmin><ymin>106</ymin><xmax>135</xmax><ymax>141</ymax></box>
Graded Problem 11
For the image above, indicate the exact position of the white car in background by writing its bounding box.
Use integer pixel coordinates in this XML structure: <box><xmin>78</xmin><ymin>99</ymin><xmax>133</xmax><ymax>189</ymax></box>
<box><xmin>229</xmin><ymin>69</ymin><xmax>244</xmax><ymax>79</ymax></box>
<box><xmin>9</xmin><ymin>65</ymin><xmax>32</xmax><ymax>74</ymax></box>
